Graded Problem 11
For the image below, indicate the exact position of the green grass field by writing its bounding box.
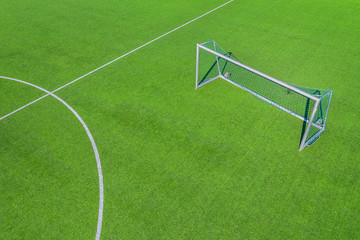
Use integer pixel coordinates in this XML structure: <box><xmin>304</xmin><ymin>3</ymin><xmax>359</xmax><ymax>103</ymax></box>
<box><xmin>1</xmin><ymin>0</ymin><xmax>359</xmax><ymax>239</ymax></box>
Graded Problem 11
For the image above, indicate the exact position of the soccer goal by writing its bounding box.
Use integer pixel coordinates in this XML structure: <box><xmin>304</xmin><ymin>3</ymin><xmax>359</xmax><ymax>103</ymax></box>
<box><xmin>195</xmin><ymin>40</ymin><xmax>333</xmax><ymax>151</ymax></box>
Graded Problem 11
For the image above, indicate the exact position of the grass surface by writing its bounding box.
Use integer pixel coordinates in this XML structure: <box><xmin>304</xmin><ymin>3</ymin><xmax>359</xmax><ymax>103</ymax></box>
<box><xmin>1</xmin><ymin>0</ymin><xmax>360</xmax><ymax>239</ymax></box>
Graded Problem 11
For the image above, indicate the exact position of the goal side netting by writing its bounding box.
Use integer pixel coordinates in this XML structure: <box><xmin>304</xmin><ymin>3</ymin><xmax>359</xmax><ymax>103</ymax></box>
<box><xmin>195</xmin><ymin>40</ymin><xmax>333</xmax><ymax>151</ymax></box>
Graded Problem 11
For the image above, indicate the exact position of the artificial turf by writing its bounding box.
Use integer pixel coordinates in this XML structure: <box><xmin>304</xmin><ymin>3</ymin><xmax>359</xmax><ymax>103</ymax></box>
<box><xmin>1</xmin><ymin>0</ymin><xmax>359</xmax><ymax>239</ymax></box>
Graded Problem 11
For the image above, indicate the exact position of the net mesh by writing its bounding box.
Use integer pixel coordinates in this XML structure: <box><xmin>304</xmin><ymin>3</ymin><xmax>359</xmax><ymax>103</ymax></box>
<box><xmin>208</xmin><ymin>42</ymin><xmax>317</xmax><ymax>120</ymax></box>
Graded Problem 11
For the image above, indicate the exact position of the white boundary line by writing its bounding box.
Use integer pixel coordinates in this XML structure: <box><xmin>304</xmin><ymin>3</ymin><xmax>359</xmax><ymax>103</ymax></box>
<box><xmin>0</xmin><ymin>76</ymin><xmax>104</xmax><ymax>240</ymax></box>
<box><xmin>1</xmin><ymin>2</ymin><xmax>235</xmax><ymax>238</ymax></box>
<box><xmin>0</xmin><ymin>94</ymin><xmax>49</xmax><ymax>120</ymax></box>
<box><xmin>0</xmin><ymin>0</ymin><xmax>234</xmax><ymax>121</ymax></box>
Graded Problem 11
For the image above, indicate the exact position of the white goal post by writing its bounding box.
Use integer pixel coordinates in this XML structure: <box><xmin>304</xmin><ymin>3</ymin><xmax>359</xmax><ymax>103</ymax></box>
<box><xmin>196</xmin><ymin>40</ymin><xmax>333</xmax><ymax>151</ymax></box>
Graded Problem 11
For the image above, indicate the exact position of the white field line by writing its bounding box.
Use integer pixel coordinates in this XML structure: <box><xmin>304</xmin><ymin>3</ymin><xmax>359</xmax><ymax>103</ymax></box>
<box><xmin>0</xmin><ymin>94</ymin><xmax>49</xmax><ymax>120</ymax></box>
<box><xmin>0</xmin><ymin>0</ymin><xmax>234</xmax><ymax>121</ymax></box>
<box><xmin>0</xmin><ymin>76</ymin><xmax>104</xmax><ymax>240</ymax></box>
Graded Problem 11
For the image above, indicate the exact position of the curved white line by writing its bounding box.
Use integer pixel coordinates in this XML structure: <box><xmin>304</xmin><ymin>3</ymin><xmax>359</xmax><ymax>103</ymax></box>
<box><xmin>0</xmin><ymin>76</ymin><xmax>104</xmax><ymax>240</ymax></box>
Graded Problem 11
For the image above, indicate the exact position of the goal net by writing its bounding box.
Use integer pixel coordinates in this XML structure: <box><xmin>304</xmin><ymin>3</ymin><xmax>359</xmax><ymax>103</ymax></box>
<box><xmin>196</xmin><ymin>40</ymin><xmax>333</xmax><ymax>151</ymax></box>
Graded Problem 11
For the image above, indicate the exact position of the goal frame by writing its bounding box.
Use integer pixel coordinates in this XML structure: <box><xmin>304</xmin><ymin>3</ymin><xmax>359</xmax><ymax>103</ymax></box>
<box><xmin>195</xmin><ymin>41</ymin><xmax>332</xmax><ymax>151</ymax></box>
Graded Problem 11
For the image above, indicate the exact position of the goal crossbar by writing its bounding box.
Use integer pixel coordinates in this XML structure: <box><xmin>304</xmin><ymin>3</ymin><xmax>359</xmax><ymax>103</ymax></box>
<box><xmin>197</xmin><ymin>44</ymin><xmax>319</xmax><ymax>102</ymax></box>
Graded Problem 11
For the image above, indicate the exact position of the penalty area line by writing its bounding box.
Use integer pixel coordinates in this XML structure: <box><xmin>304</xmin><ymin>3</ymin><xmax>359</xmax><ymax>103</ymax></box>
<box><xmin>0</xmin><ymin>0</ymin><xmax>234</xmax><ymax>121</ymax></box>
